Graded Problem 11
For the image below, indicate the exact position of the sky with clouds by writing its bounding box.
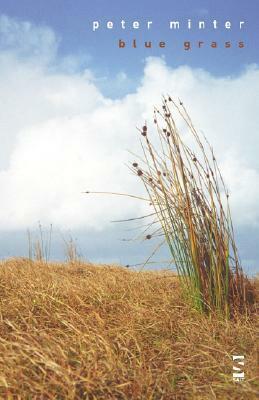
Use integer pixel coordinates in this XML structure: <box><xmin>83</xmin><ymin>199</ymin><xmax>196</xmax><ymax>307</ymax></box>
<box><xmin>0</xmin><ymin>1</ymin><xmax>258</xmax><ymax>273</ymax></box>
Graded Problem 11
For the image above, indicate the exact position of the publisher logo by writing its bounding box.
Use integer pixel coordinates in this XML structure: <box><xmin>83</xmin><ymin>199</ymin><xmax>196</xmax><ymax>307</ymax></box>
<box><xmin>232</xmin><ymin>355</ymin><xmax>245</xmax><ymax>382</ymax></box>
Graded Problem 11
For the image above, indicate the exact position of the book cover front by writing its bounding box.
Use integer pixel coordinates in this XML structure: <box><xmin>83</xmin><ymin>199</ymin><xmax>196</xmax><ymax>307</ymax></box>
<box><xmin>0</xmin><ymin>1</ymin><xmax>258</xmax><ymax>399</ymax></box>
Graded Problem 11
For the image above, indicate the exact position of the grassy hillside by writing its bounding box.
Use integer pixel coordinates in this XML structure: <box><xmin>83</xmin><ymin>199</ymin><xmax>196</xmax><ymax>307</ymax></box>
<box><xmin>0</xmin><ymin>259</ymin><xmax>257</xmax><ymax>399</ymax></box>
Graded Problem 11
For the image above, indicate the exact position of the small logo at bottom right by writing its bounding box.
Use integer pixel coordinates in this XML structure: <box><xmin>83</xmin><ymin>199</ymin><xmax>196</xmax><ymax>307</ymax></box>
<box><xmin>232</xmin><ymin>355</ymin><xmax>245</xmax><ymax>382</ymax></box>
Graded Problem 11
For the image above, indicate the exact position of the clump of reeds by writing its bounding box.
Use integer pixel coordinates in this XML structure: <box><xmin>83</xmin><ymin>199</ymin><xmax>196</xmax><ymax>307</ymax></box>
<box><xmin>27</xmin><ymin>223</ymin><xmax>52</xmax><ymax>263</ymax></box>
<box><xmin>131</xmin><ymin>96</ymin><xmax>255</xmax><ymax>318</ymax></box>
<box><xmin>63</xmin><ymin>235</ymin><xmax>81</xmax><ymax>264</ymax></box>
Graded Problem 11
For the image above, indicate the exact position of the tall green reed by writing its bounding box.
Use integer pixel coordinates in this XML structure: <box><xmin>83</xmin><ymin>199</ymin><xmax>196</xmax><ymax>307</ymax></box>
<box><xmin>130</xmin><ymin>96</ymin><xmax>254</xmax><ymax>318</ymax></box>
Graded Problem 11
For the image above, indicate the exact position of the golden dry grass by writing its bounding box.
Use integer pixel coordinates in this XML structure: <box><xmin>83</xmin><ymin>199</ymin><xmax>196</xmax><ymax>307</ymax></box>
<box><xmin>0</xmin><ymin>258</ymin><xmax>258</xmax><ymax>399</ymax></box>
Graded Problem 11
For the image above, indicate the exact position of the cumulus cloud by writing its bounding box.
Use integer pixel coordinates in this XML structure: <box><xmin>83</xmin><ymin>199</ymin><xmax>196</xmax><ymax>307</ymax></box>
<box><xmin>0</xmin><ymin>15</ymin><xmax>259</xmax><ymax>231</ymax></box>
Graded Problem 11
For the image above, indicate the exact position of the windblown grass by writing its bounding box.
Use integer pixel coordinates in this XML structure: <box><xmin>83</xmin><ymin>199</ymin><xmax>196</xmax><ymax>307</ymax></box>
<box><xmin>130</xmin><ymin>96</ymin><xmax>255</xmax><ymax>318</ymax></box>
<box><xmin>0</xmin><ymin>259</ymin><xmax>258</xmax><ymax>399</ymax></box>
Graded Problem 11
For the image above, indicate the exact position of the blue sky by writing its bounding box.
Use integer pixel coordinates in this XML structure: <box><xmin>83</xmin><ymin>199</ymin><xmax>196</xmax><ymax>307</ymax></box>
<box><xmin>0</xmin><ymin>0</ymin><xmax>258</xmax><ymax>273</ymax></box>
<box><xmin>0</xmin><ymin>0</ymin><xmax>258</xmax><ymax>83</ymax></box>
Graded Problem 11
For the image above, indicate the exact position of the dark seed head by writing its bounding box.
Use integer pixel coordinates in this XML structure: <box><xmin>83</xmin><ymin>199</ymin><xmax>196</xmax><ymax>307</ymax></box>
<box><xmin>163</xmin><ymin>128</ymin><xmax>166</xmax><ymax>133</ymax></box>
<box><xmin>146</xmin><ymin>234</ymin><xmax>152</xmax><ymax>240</ymax></box>
<box><xmin>141</xmin><ymin>131</ymin><xmax>147</xmax><ymax>136</ymax></box>
<box><xmin>168</xmin><ymin>96</ymin><xmax>172</xmax><ymax>101</ymax></box>
<box><xmin>163</xmin><ymin>172</ymin><xmax>167</xmax><ymax>177</ymax></box>
<box><xmin>142</xmin><ymin>125</ymin><xmax>147</xmax><ymax>132</ymax></box>
<box><xmin>148</xmin><ymin>177</ymin><xmax>153</xmax><ymax>182</ymax></box>
<box><xmin>162</xmin><ymin>105</ymin><xmax>166</xmax><ymax>110</ymax></box>
<box><xmin>166</xmin><ymin>131</ymin><xmax>171</xmax><ymax>137</ymax></box>
<box><xmin>206</xmin><ymin>174</ymin><xmax>209</xmax><ymax>178</ymax></box>
<box><xmin>157</xmin><ymin>171</ymin><xmax>161</xmax><ymax>176</ymax></box>
<box><xmin>137</xmin><ymin>170</ymin><xmax>143</xmax><ymax>176</ymax></box>
<box><xmin>193</xmin><ymin>157</ymin><xmax>197</xmax><ymax>162</ymax></box>
<box><xmin>132</xmin><ymin>162</ymin><xmax>138</xmax><ymax>168</ymax></box>
<box><xmin>165</xmin><ymin>113</ymin><xmax>171</xmax><ymax>118</ymax></box>
<box><xmin>154</xmin><ymin>119</ymin><xmax>157</xmax><ymax>124</ymax></box>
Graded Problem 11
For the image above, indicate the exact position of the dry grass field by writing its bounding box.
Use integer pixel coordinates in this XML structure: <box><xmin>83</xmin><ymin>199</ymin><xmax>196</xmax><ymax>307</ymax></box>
<box><xmin>0</xmin><ymin>258</ymin><xmax>258</xmax><ymax>399</ymax></box>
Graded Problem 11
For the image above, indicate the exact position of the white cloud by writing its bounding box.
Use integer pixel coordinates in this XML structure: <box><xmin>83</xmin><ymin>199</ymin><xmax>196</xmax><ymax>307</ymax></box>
<box><xmin>0</xmin><ymin>14</ymin><xmax>58</xmax><ymax>61</ymax></box>
<box><xmin>0</xmin><ymin>16</ymin><xmax>259</xmax><ymax>230</ymax></box>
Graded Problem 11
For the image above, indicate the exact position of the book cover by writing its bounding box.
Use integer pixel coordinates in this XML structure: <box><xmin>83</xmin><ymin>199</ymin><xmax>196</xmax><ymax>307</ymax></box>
<box><xmin>0</xmin><ymin>1</ymin><xmax>258</xmax><ymax>399</ymax></box>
